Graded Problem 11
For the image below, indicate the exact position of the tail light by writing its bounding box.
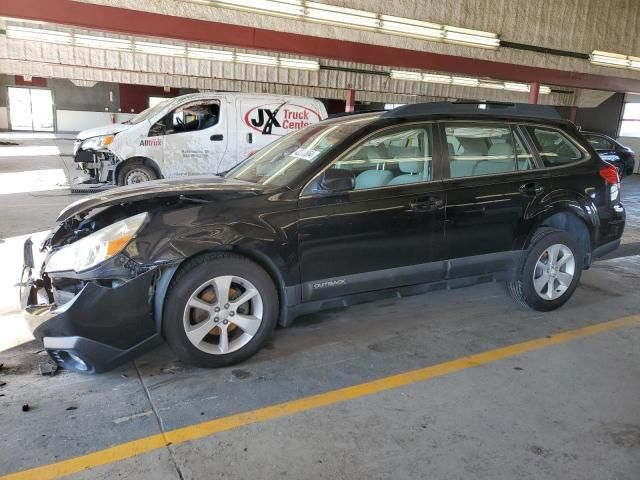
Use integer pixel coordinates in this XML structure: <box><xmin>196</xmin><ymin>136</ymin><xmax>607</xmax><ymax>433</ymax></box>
<box><xmin>600</xmin><ymin>163</ymin><xmax>620</xmax><ymax>203</ymax></box>
<box><xmin>600</xmin><ymin>164</ymin><xmax>619</xmax><ymax>185</ymax></box>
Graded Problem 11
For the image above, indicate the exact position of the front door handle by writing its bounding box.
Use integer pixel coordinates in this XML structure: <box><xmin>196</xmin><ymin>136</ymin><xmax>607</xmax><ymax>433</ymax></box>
<box><xmin>210</xmin><ymin>134</ymin><xmax>224</xmax><ymax>141</ymax></box>
<box><xmin>409</xmin><ymin>196</ymin><xmax>444</xmax><ymax>212</ymax></box>
<box><xmin>519</xmin><ymin>182</ymin><xmax>544</xmax><ymax>196</ymax></box>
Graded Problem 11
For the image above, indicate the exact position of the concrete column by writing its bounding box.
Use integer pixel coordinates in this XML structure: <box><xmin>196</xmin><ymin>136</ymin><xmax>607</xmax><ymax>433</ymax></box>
<box><xmin>569</xmin><ymin>107</ymin><xmax>577</xmax><ymax>123</ymax></box>
<box><xmin>345</xmin><ymin>89</ymin><xmax>355</xmax><ymax>113</ymax></box>
<box><xmin>528</xmin><ymin>82</ymin><xmax>540</xmax><ymax>105</ymax></box>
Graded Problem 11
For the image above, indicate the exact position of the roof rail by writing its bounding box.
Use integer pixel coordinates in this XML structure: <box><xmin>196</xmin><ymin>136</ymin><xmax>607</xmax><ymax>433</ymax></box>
<box><xmin>328</xmin><ymin>109</ymin><xmax>385</xmax><ymax>119</ymax></box>
<box><xmin>383</xmin><ymin>101</ymin><xmax>562</xmax><ymax>120</ymax></box>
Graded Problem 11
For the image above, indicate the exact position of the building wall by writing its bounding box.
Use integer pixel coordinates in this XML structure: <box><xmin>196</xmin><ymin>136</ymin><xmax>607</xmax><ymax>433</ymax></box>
<box><xmin>50</xmin><ymin>78</ymin><xmax>120</xmax><ymax>112</ymax></box>
<box><xmin>119</xmin><ymin>84</ymin><xmax>196</xmax><ymax>113</ymax></box>
<box><xmin>575</xmin><ymin>93</ymin><xmax>624</xmax><ymax>137</ymax></box>
<box><xmin>0</xmin><ymin>74</ymin><xmax>193</xmax><ymax>131</ymax></box>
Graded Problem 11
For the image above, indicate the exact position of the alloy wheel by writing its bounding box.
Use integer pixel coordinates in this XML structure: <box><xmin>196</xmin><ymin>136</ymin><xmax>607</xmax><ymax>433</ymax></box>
<box><xmin>182</xmin><ymin>275</ymin><xmax>264</xmax><ymax>354</ymax></box>
<box><xmin>532</xmin><ymin>243</ymin><xmax>575</xmax><ymax>300</ymax></box>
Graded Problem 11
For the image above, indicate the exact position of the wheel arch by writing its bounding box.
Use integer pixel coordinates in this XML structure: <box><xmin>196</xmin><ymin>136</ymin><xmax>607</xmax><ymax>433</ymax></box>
<box><xmin>115</xmin><ymin>156</ymin><xmax>163</xmax><ymax>183</ymax></box>
<box><xmin>154</xmin><ymin>245</ymin><xmax>290</xmax><ymax>332</ymax></box>
<box><xmin>528</xmin><ymin>209</ymin><xmax>594</xmax><ymax>267</ymax></box>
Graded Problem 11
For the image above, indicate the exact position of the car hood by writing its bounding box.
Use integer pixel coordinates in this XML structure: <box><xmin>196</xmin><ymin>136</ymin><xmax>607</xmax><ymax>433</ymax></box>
<box><xmin>76</xmin><ymin>123</ymin><xmax>132</xmax><ymax>141</ymax></box>
<box><xmin>57</xmin><ymin>176</ymin><xmax>268</xmax><ymax>221</ymax></box>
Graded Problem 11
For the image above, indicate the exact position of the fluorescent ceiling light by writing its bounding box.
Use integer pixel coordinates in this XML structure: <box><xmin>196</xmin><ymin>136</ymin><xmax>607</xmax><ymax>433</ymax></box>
<box><xmin>135</xmin><ymin>41</ymin><xmax>186</xmax><ymax>56</ymax></box>
<box><xmin>75</xmin><ymin>34</ymin><xmax>132</xmax><ymax>51</ymax></box>
<box><xmin>279</xmin><ymin>58</ymin><xmax>320</xmax><ymax>70</ymax></box>
<box><xmin>443</xmin><ymin>26</ymin><xmax>499</xmax><ymax>49</ymax></box>
<box><xmin>215</xmin><ymin>0</ymin><xmax>304</xmax><ymax>16</ymax></box>
<box><xmin>539</xmin><ymin>85</ymin><xmax>551</xmax><ymax>95</ymax></box>
<box><xmin>380</xmin><ymin>15</ymin><xmax>443</xmax><ymax>39</ymax></box>
<box><xmin>197</xmin><ymin>0</ymin><xmax>501</xmax><ymax>49</ymax></box>
<box><xmin>306</xmin><ymin>2</ymin><xmax>379</xmax><ymax>28</ymax></box>
<box><xmin>479</xmin><ymin>81</ymin><xmax>504</xmax><ymax>90</ymax></box>
<box><xmin>504</xmin><ymin>82</ymin><xmax>530</xmax><ymax>92</ymax></box>
<box><xmin>629</xmin><ymin>56</ymin><xmax>640</xmax><ymax>71</ymax></box>
<box><xmin>590</xmin><ymin>50</ymin><xmax>630</xmax><ymax>68</ymax></box>
<box><xmin>236</xmin><ymin>52</ymin><xmax>279</xmax><ymax>66</ymax></box>
<box><xmin>187</xmin><ymin>47</ymin><xmax>234</xmax><ymax>61</ymax></box>
<box><xmin>390</xmin><ymin>70</ymin><xmax>423</xmax><ymax>81</ymax></box>
<box><xmin>7</xmin><ymin>26</ymin><xmax>72</xmax><ymax>44</ymax></box>
<box><xmin>452</xmin><ymin>76</ymin><xmax>479</xmax><ymax>87</ymax></box>
<box><xmin>422</xmin><ymin>73</ymin><xmax>452</xmax><ymax>84</ymax></box>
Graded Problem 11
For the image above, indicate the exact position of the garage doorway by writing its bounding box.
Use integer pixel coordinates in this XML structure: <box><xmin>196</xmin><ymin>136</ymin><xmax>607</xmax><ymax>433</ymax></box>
<box><xmin>8</xmin><ymin>87</ymin><xmax>55</xmax><ymax>132</ymax></box>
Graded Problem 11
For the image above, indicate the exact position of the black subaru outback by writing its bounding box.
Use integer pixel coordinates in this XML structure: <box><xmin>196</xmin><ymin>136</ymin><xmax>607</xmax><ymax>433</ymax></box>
<box><xmin>20</xmin><ymin>102</ymin><xmax>625</xmax><ymax>373</ymax></box>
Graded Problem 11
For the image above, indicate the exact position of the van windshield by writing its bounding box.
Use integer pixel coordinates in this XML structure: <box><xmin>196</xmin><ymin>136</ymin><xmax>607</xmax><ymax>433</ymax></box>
<box><xmin>128</xmin><ymin>97</ymin><xmax>180</xmax><ymax>125</ymax></box>
<box><xmin>225</xmin><ymin>115</ymin><xmax>377</xmax><ymax>187</ymax></box>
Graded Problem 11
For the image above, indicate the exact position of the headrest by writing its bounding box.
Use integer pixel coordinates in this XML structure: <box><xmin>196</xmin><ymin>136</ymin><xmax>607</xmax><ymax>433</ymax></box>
<box><xmin>398</xmin><ymin>160</ymin><xmax>423</xmax><ymax>174</ymax></box>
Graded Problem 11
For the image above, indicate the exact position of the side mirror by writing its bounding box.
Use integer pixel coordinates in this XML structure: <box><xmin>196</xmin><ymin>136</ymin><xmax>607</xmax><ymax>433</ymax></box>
<box><xmin>319</xmin><ymin>168</ymin><xmax>355</xmax><ymax>193</ymax></box>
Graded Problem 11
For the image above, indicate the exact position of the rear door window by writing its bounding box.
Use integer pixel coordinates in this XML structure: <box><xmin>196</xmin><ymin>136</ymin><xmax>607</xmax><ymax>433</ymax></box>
<box><xmin>585</xmin><ymin>135</ymin><xmax>614</xmax><ymax>151</ymax></box>
<box><xmin>445</xmin><ymin>123</ymin><xmax>533</xmax><ymax>178</ymax></box>
<box><xmin>526</xmin><ymin>126</ymin><xmax>584</xmax><ymax>167</ymax></box>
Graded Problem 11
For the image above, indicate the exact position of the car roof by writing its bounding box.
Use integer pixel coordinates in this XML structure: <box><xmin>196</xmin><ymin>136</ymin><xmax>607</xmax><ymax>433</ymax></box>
<box><xmin>324</xmin><ymin>102</ymin><xmax>573</xmax><ymax>129</ymax></box>
<box><xmin>383</xmin><ymin>101</ymin><xmax>563</xmax><ymax>121</ymax></box>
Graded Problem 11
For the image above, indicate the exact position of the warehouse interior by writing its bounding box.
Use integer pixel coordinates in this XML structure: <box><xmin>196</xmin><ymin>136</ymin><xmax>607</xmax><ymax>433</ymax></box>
<box><xmin>0</xmin><ymin>1</ymin><xmax>639</xmax><ymax>479</ymax></box>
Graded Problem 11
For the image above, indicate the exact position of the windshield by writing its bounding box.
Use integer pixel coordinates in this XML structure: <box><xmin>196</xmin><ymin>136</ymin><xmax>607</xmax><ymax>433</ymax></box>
<box><xmin>128</xmin><ymin>97</ymin><xmax>179</xmax><ymax>125</ymax></box>
<box><xmin>226</xmin><ymin>115</ymin><xmax>378</xmax><ymax>187</ymax></box>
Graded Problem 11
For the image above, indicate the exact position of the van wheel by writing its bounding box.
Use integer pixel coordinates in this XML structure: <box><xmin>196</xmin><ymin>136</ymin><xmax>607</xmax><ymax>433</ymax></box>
<box><xmin>507</xmin><ymin>228</ymin><xmax>583</xmax><ymax>311</ymax></box>
<box><xmin>117</xmin><ymin>162</ymin><xmax>157</xmax><ymax>186</ymax></box>
<box><xmin>162</xmin><ymin>253</ymin><xmax>279</xmax><ymax>368</ymax></box>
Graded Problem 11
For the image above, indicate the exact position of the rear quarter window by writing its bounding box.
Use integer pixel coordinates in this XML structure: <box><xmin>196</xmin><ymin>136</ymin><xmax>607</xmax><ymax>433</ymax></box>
<box><xmin>526</xmin><ymin>126</ymin><xmax>584</xmax><ymax>167</ymax></box>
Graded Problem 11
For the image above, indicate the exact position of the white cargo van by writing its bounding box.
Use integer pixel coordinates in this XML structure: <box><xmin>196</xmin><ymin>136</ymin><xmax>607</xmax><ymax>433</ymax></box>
<box><xmin>72</xmin><ymin>93</ymin><xmax>327</xmax><ymax>189</ymax></box>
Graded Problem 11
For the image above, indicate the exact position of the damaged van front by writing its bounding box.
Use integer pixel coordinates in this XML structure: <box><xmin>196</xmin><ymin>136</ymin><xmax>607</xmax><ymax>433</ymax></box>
<box><xmin>72</xmin><ymin>123</ymin><xmax>133</xmax><ymax>191</ymax></box>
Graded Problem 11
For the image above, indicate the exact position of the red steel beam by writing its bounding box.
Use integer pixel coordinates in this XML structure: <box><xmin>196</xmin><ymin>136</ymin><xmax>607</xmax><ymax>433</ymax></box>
<box><xmin>528</xmin><ymin>81</ymin><xmax>540</xmax><ymax>104</ymax></box>
<box><xmin>345</xmin><ymin>89</ymin><xmax>356</xmax><ymax>112</ymax></box>
<box><xmin>2</xmin><ymin>0</ymin><xmax>639</xmax><ymax>93</ymax></box>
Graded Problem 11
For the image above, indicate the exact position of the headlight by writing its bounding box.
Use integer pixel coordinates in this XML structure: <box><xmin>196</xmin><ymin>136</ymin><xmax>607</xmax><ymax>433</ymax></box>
<box><xmin>80</xmin><ymin>134</ymin><xmax>115</xmax><ymax>151</ymax></box>
<box><xmin>45</xmin><ymin>212</ymin><xmax>148</xmax><ymax>273</ymax></box>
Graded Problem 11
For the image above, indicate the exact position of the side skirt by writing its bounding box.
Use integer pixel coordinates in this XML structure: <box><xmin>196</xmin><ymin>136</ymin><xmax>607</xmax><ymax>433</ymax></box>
<box><xmin>281</xmin><ymin>251</ymin><xmax>521</xmax><ymax>327</ymax></box>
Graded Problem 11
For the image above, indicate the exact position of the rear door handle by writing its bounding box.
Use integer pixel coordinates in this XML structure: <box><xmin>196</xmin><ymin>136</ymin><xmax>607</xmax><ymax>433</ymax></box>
<box><xmin>519</xmin><ymin>182</ymin><xmax>544</xmax><ymax>195</ymax></box>
<box><xmin>409</xmin><ymin>196</ymin><xmax>444</xmax><ymax>212</ymax></box>
<box><xmin>210</xmin><ymin>134</ymin><xmax>224</xmax><ymax>141</ymax></box>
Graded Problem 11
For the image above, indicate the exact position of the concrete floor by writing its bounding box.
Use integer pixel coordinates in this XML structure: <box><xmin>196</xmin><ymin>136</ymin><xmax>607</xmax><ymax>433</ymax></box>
<box><xmin>0</xmin><ymin>135</ymin><xmax>639</xmax><ymax>479</ymax></box>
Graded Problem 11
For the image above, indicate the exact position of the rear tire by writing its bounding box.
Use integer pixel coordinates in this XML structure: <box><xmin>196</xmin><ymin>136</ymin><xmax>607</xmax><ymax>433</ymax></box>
<box><xmin>507</xmin><ymin>228</ymin><xmax>583</xmax><ymax>311</ymax></box>
<box><xmin>117</xmin><ymin>162</ymin><xmax>158</xmax><ymax>186</ymax></box>
<box><xmin>162</xmin><ymin>253</ymin><xmax>278</xmax><ymax>368</ymax></box>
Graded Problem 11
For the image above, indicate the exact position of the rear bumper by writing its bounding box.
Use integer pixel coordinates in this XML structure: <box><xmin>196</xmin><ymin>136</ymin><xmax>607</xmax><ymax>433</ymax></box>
<box><xmin>20</xmin><ymin>242</ymin><xmax>162</xmax><ymax>373</ymax></box>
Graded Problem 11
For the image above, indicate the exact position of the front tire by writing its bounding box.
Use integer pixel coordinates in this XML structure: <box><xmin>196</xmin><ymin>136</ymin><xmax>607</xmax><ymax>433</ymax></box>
<box><xmin>507</xmin><ymin>228</ymin><xmax>583</xmax><ymax>311</ymax></box>
<box><xmin>162</xmin><ymin>253</ymin><xmax>279</xmax><ymax>368</ymax></box>
<box><xmin>117</xmin><ymin>162</ymin><xmax>158</xmax><ymax>186</ymax></box>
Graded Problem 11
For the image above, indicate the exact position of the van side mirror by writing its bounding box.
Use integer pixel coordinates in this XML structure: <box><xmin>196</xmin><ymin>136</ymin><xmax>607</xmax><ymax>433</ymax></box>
<box><xmin>319</xmin><ymin>168</ymin><xmax>355</xmax><ymax>193</ymax></box>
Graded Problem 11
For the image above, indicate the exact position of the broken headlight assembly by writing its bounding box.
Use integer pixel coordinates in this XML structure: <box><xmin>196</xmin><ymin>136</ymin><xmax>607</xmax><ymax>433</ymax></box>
<box><xmin>45</xmin><ymin>212</ymin><xmax>149</xmax><ymax>273</ymax></box>
<box><xmin>80</xmin><ymin>134</ymin><xmax>115</xmax><ymax>151</ymax></box>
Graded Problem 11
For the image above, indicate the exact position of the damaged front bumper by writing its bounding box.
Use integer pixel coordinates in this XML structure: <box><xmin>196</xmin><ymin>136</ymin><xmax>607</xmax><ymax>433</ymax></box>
<box><xmin>20</xmin><ymin>238</ymin><xmax>164</xmax><ymax>373</ymax></box>
<box><xmin>73</xmin><ymin>147</ymin><xmax>118</xmax><ymax>188</ymax></box>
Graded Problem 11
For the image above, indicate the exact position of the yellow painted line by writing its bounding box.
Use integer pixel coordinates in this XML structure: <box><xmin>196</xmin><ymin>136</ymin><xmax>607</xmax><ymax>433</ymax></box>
<box><xmin>2</xmin><ymin>314</ymin><xmax>639</xmax><ymax>480</ymax></box>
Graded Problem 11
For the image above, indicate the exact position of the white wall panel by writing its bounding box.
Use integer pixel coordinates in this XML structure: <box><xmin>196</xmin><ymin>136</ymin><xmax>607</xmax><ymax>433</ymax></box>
<box><xmin>56</xmin><ymin>110</ymin><xmax>136</xmax><ymax>132</ymax></box>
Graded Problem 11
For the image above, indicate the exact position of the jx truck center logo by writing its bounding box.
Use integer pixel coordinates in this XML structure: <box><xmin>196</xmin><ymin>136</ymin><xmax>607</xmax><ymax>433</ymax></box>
<box><xmin>244</xmin><ymin>103</ymin><xmax>322</xmax><ymax>136</ymax></box>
